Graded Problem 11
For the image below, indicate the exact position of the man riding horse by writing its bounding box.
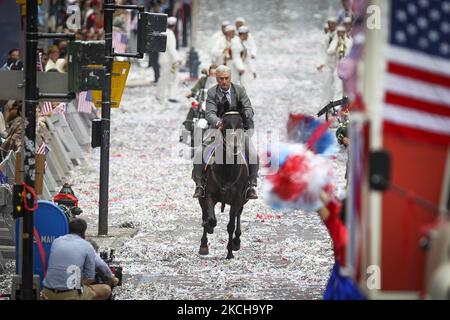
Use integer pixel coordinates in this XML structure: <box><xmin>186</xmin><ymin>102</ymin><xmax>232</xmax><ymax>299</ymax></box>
<box><xmin>192</xmin><ymin>65</ymin><xmax>259</xmax><ymax>200</ymax></box>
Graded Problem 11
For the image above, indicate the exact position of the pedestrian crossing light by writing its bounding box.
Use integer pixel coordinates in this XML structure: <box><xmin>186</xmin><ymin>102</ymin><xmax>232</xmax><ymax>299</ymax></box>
<box><xmin>67</xmin><ymin>41</ymin><xmax>105</xmax><ymax>92</ymax></box>
<box><xmin>137</xmin><ymin>12</ymin><xmax>168</xmax><ymax>53</ymax></box>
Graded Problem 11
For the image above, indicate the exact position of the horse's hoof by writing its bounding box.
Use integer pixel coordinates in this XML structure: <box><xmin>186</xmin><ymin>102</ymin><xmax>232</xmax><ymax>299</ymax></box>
<box><xmin>205</xmin><ymin>225</ymin><xmax>214</xmax><ymax>234</ymax></box>
<box><xmin>232</xmin><ymin>238</ymin><xmax>240</xmax><ymax>251</ymax></box>
<box><xmin>207</xmin><ymin>217</ymin><xmax>217</xmax><ymax>228</ymax></box>
<box><xmin>226</xmin><ymin>253</ymin><xmax>234</xmax><ymax>259</ymax></box>
<box><xmin>199</xmin><ymin>246</ymin><xmax>209</xmax><ymax>255</ymax></box>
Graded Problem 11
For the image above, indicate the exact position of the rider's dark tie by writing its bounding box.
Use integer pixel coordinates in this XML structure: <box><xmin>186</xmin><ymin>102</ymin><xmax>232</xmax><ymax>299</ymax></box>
<box><xmin>222</xmin><ymin>90</ymin><xmax>230</xmax><ymax>104</ymax></box>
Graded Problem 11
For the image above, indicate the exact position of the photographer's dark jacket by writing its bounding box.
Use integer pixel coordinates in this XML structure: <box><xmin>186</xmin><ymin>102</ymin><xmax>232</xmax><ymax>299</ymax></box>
<box><xmin>205</xmin><ymin>83</ymin><xmax>254</xmax><ymax>127</ymax></box>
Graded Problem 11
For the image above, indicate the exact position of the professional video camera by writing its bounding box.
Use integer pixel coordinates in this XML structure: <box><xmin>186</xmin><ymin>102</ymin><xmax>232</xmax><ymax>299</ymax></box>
<box><xmin>52</xmin><ymin>183</ymin><xmax>83</xmax><ymax>221</ymax></box>
<box><xmin>317</xmin><ymin>96</ymin><xmax>350</xmax><ymax>145</ymax></box>
<box><xmin>317</xmin><ymin>96</ymin><xmax>349</xmax><ymax>120</ymax></box>
<box><xmin>96</xmin><ymin>249</ymin><xmax>123</xmax><ymax>287</ymax></box>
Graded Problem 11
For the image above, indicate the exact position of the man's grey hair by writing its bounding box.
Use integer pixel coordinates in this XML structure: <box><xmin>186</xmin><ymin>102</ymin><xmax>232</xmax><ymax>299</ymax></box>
<box><xmin>216</xmin><ymin>65</ymin><xmax>231</xmax><ymax>75</ymax></box>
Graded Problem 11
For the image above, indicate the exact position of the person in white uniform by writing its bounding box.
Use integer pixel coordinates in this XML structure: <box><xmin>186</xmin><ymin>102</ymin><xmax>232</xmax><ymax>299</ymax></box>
<box><xmin>210</xmin><ymin>20</ymin><xmax>230</xmax><ymax>59</ymax></box>
<box><xmin>230</xmin><ymin>26</ymin><xmax>256</xmax><ymax>88</ymax></box>
<box><xmin>327</xmin><ymin>25</ymin><xmax>353</xmax><ymax>101</ymax></box>
<box><xmin>234</xmin><ymin>17</ymin><xmax>257</xmax><ymax>59</ymax></box>
<box><xmin>211</xmin><ymin>24</ymin><xmax>236</xmax><ymax>66</ymax></box>
<box><xmin>156</xmin><ymin>16</ymin><xmax>182</xmax><ymax>104</ymax></box>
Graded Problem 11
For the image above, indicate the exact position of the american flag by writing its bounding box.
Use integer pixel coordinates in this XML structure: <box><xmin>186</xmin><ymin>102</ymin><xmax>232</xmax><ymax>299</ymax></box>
<box><xmin>112</xmin><ymin>30</ymin><xmax>128</xmax><ymax>54</ymax></box>
<box><xmin>77</xmin><ymin>91</ymin><xmax>94</xmax><ymax>113</ymax></box>
<box><xmin>37</xmin><ymin>142</ymin><xmax>49</xmax><ymax>171</ymax></box>
<box><xmin>53</xmin><ymin>102</ymin><xmax>67</xmax><ymax>114</ymax></box>
<box><xmin>36</xmin><ymin>51</ymin><xmax>43</xmax><ymax>72</ymax></box>
<box><xmin>383</xmin><ymin>0</ymin><xmax>450</xmax><ymax>145</ymax></box>
<box><xmin>41</xmin><ymin>101</ymin><xmax>53</xmax><ymax>114</ymax></box>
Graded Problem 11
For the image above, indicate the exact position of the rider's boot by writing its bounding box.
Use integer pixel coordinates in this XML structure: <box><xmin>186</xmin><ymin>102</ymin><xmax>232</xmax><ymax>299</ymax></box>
<box><xmin>246</xmin><ymin>163</ymin><xmax>259</xmax><ymax>200</ymax></box>
<box><xmin>192</xmin><ymin>164</ymin><xmax>205</xmax><ymax>198</ymax></box>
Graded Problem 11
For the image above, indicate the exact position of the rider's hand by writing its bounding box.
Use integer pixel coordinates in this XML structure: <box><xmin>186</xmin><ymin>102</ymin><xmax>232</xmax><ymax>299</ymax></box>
<box><xmin>342</xmin><ymin>137</ymin><xmax>350</xmax><ymax>147</ymax></box>
<box><xmin>215</xmin><ymin>120</ymin><xmax>223</xmax><ymax>130</ymax></box>
<box><xmin>111</xmin><ymin>276</ymin><xmax>120</xmax><ymax>287</ymax></box>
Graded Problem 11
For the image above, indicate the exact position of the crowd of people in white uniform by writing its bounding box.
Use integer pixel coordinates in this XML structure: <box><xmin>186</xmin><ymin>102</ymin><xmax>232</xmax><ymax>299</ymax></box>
<box><xmin>317</xmin><ymin>15</ymin><xmax>353</xmax><ymax>105</ymax></box>
<box><xmin>155</xmin><ymin>3</ymin><xmax>354</xmax><ymax>108</ymax></box>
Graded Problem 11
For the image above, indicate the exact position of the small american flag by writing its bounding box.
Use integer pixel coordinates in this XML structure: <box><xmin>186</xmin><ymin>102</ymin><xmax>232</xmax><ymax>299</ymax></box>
<box><xmin>41</xmin><ymin>101</ymin><xmax>53</xmax><ymax>114</ymax></box>
<box><xmin>382</xmin><ymin>0</ymin><xmax>450</xmax><ymax>145</ymax></box>
<box><xmin>36</xmin><ymin>51</ymin><xmax>43</xmax><ymax>72</ymax></box>
<box><xmin>37</xmin><ymin>142</ymin><xmax>49</xmax><ymax>171</ymax></box>
<box><xmin>77</xmin><ymin>91</ymin><xmax>94</xmax><ymax>113</ymax></box>
<box><xmin>53</xmin><ymin>102</ymin><xmax>67</xmax><ymax>114</ymax></box>
<box><xmin>112</xmin><ymin>30</ymin><xmax>128</xmax><ymax>54</ymax></box>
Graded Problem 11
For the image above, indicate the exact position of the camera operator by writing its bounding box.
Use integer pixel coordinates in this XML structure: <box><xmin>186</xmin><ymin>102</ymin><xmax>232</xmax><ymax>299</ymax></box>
<box><xmin>41</xmin><ymin>218</ymin><xmax>114</xmax><ymax>300</ymax></box>
<box><xmin>86</xmin><ymin>239</ymin><xmax>120</xmax><ymax>289</ymax></box>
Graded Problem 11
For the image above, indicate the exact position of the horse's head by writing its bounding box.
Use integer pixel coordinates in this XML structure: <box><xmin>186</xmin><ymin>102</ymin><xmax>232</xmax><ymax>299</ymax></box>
<box><xmin>221</xmin><ymin>110</ymin><xmax>245</xmax><ymax>155</ymax></box>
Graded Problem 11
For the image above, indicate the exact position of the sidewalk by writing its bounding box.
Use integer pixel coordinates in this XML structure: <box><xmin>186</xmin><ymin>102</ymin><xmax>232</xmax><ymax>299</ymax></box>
<box><xmin>86</xmin><ymin>226</ymin><xmax>138</xmax><ymax>252</ymax></box>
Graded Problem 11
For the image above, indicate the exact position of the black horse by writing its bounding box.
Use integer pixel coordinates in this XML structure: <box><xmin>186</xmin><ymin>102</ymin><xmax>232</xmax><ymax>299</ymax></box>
<box><xmin>198</xmin><ymin>110</ymin><xmax>249</xmax><ymax>259</ymax></box>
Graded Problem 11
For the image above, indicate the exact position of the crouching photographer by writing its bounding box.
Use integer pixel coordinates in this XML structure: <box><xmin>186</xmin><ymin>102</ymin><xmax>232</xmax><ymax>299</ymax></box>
<box><xmin>41</xmin><ymin>218</ymin><xmax>117</xmax><ymax>300</ymax></box>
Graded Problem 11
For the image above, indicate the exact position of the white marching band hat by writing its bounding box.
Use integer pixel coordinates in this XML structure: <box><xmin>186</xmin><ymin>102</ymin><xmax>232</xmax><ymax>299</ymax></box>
<box><xmin>224</xmin><ymin>25</ymin><xmax>236</xmax><ymax>33</ymax></box>
<box><xmin>235</xmin><ymin>17</ymin><xmax>246</xmax><ymax>24</ymax></box>
<box><xmin>337</xmin><ymin>25</ymin><xmax>346</xmax><ymax>32</ymax></box>
<box><xmin>327</xmin><ymin>17</ymin><xmax>338</xmax><ymax>23</ymax></box>
<box><xmin>238</xmin><ymin>26</ymin><xmax>249</xmax><ymax>34</ymax></box>
<box><xmin>167</xmin><ymin>16</ymin><xmax>177</xmax><ymax>26</ymax></box>
<box><xmin>343</xmin><ymin>17</ymin><xmax>352</xmax><ymax>23</ymax></box>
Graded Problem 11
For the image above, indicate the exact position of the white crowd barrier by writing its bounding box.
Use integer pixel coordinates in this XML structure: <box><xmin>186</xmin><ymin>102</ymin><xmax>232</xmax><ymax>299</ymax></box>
<box><xmin>0</xmin><ymin>102</ymin><xmax>96</xmax><ymax>271</ymax></box>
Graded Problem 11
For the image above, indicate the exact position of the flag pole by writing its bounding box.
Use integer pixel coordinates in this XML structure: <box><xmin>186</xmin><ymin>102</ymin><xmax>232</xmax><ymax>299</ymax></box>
<box><xmin>358</xmin><ymin>0</ymin><xmax>389</xmax><ymax>298</ymax></box>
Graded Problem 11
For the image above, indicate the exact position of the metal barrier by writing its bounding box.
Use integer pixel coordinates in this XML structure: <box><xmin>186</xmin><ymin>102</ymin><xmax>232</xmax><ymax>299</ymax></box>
<box><xmin>0</xmin><ymin>104</ymin><xmax>96</xmax><ymax>271</ymax></box>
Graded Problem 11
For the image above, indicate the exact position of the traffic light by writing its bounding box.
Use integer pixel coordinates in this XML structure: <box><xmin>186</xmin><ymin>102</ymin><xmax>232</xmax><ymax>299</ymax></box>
<box><xmin>68</xmin><ymin>41</ymin><xmax>105</xmax><ymax>92</ymax></box>
<box><xmin>137</xmin><ymin>12</ymin><xmax>168</xmax><ymax>53</ymax></box>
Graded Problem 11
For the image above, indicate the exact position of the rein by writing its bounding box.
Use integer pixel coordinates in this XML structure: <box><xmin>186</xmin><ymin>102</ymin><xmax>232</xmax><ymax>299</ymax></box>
<box><xmin>221</xmin><ymin>111</ymin><xmax>245</xmax><ymax>156</ymax></box>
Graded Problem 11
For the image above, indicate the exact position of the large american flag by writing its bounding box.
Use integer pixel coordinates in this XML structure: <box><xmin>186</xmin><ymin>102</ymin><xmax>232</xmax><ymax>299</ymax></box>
<box><xmin>77</xmin><ymin>91</ymin><xmax>94</xmax><ymax>113</ymax></box>
<box><xmin>383</xmin><ymin>0</ymin><xmax>450</xmax><ymax>145</ymax></box>
<box><xmin>112</xmin><ymin>30</ymin><xmax>128</xmax><ymax>54</ymax></box>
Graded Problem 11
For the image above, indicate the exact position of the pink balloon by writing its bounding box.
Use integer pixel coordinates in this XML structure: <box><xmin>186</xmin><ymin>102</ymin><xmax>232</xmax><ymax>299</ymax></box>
<box><xmin>337</xmin><ymin>57</ymin><xmax>356</xmax><ymax>80</ymax></box>
<box><xmin>352</xmin><ymin>0</ymin><xmax>368</xmax><ymax>17</ymax></box>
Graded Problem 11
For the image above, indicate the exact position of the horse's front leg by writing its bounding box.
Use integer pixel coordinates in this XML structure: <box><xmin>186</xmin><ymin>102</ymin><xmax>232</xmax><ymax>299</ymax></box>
<box><xmin>199</xmin><ymin>198</ymin><xmax>209</xmax><ymax>255</ymax></box>
<box><xmin>232</xmin><ymin>206</ymin><xmax>243</xmax><ymax>251</ymax></box>
<box><xmin>226</xmin><ymin>205</ymin><xmax>240</xmax><ymax>259</ymax></box>
<box><xmin>202</xmin><ymin>195</ymin><xmax>217</xmax><ymax>234</ymax></box>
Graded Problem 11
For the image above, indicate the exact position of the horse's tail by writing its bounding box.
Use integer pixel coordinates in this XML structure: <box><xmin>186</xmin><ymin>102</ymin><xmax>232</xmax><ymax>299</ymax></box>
<box><xmin>221</xmin><ymin>202</ymin><xmax>225</xmax><ymax>213</ymax></box>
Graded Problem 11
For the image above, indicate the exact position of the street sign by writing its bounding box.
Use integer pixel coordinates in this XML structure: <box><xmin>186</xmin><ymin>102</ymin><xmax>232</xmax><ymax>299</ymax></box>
<box><xmin>137</xmin><ymin>12</ymin><xmax>168</xmax><ymax>53</ymax></box>
<box><xmin>15</xmin><ymin>201</ymin><xmax>68</xmax><ymax>287</ymax></box>
<box><xmin>91</xmin><ymin>61</ymin><xmax>130</xmax><ymax>108</ymax></box>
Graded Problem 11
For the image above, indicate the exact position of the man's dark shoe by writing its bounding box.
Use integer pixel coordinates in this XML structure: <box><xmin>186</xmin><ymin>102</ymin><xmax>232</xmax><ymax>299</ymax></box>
<box><xmin>168</xmin><ymin>98</ymin><xmax>179</xmax><ymax>103</ymax></box>
<box><xmin>193</xmin><ymin>186</ymin><xmax>205</xmax><ymax>198</ymax></box>
<box><xmin>246</xmin><ymin>187</ymin><xmax>258</xmax><ymax>200</ymax></box>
